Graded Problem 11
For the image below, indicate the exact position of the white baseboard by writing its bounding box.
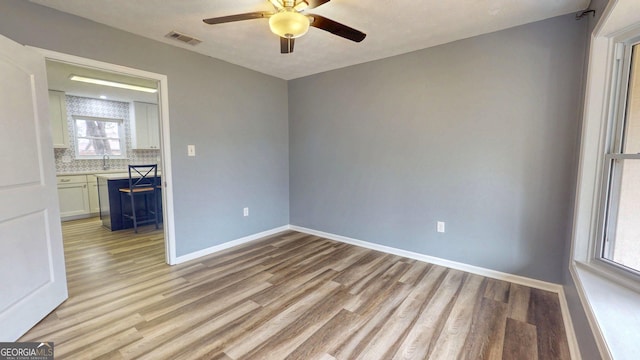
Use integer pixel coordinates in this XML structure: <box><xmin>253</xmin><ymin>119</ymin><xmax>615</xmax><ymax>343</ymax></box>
<box><xmin>174</xmin><ymin>225</ymin><xmax>290</xmax><ymax>264</ymax></box>
<box><xmin>290</xmin><ymin>225</ymin><xmax>562</xmax><ymax>292</ymax></box>
<box><xmin>290</xmin><ymin>225</ymin><xmax>581</xmax><ymax>359</ymax></box>
<box><xmin>557</xmin><ymin>286</ymin><xmax>583</xmax><ymax>360</ymax></box>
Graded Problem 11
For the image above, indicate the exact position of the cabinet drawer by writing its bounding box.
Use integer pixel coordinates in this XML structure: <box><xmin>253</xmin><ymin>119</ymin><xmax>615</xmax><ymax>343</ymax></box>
<box><xmin>57</xmin><ymin>175</ymin><xmax>87</xmax><ymax>185</ymax></box>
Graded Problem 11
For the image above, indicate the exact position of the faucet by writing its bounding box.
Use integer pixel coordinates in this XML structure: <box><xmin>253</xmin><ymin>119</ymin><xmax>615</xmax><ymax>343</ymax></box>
<box><xmin>102</xmin><ymin>154</ymin><xmax>110</xmax><ymax>170</ymax></box>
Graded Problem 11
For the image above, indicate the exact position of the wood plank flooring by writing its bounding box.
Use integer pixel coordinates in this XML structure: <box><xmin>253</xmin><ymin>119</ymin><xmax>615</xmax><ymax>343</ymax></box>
<box><xmin>20</xmin><ymin>218</ymin><xmax>571</xmax><ymax>359</ymax></box>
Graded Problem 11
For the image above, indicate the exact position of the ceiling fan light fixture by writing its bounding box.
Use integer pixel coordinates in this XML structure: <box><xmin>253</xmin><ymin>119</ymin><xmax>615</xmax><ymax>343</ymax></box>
<box><xmin>268</xmin><ymin>9</ymin><xmax>309</xmax><ymax>38</ymax></box>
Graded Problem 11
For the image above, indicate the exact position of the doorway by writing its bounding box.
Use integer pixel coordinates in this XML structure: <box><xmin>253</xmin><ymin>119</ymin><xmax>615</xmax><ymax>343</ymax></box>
<box><xmin>35</xmin><ymin>48</ymin><xmax>176</xmax><ymax>264</ymax></box>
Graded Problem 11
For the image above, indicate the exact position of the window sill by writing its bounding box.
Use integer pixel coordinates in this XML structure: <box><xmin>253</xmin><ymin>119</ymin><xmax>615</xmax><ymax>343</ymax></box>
<box><xmin>572</xmin><ymin>262</ymin><xmax>640</xmax><ymax>359</ymax></box>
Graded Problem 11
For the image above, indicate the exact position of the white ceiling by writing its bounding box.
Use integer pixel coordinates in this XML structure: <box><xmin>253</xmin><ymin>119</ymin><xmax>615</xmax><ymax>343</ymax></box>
<box><xmin>31</xmin><ymin>0</ymin><xmax>589</xmax><ymax>80</ymax></box>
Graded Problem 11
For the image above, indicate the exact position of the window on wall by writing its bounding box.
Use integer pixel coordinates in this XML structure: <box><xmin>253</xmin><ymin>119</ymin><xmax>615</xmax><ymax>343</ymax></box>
<box><xmin>73</xmin><ymin>116</ymin><xmax>125</xmax><ymax>158</ymax></box>
<box><xmin>600</xmin><ymin>42</ymin><xmax>640</xmax><ymax>274</ymax></box>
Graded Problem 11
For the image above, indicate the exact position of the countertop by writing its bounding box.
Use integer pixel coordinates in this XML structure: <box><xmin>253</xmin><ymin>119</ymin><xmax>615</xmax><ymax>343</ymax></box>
<box><xmin>96</xmin><ymin>171</ymin><xmax>162</xmax><ymax>180</ymax></box>
<box><xmin>57</xmin><ymin>169</ymin><xmax>161</xmax><ymax>178</ymax></box>
<box><xmin>57</xmin><ymin>169</ymin><xmax>130</xmax><ymax>176</ymax></box>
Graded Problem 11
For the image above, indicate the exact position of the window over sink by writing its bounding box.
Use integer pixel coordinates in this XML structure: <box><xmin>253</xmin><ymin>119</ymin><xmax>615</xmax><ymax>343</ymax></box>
<box><xmin>73</xmin><ymin>115</ymin><xmax>126</xmax><ymax>159</ymax></box>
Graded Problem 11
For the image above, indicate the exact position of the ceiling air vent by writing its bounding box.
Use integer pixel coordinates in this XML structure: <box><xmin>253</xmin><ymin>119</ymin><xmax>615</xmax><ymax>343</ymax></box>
<box><xmin>165</xmin><ymin>31</ymin><xmax>202</xmax><ymax>46</ymax></box>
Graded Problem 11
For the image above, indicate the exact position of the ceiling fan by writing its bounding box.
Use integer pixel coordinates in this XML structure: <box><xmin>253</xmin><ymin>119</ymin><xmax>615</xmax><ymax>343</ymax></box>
<box><xmin>203</xmin><ymin>0</ymin><xmax>366</xmax><ymax>54</ymax></box>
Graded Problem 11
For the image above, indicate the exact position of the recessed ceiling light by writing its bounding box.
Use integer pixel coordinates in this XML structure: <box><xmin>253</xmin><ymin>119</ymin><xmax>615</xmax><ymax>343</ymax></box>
<box><xmin>69</xmin><ymin>74</ymin><xmax>158</xmax><ymax>93</ymax></box>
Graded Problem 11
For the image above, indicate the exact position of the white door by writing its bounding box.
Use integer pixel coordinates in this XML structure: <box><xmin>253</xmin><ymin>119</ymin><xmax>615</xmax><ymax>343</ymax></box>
<box><xmin>0</xmin><ymin>35</ymin><xmax>68</xmax><ymax>340</ymax></box>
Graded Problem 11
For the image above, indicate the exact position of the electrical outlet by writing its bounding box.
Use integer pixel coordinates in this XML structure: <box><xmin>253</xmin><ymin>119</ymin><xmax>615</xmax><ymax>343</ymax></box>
<box><xmin>243</xmin><ymin>207</ymin><xmax>249</xmax><ymax>217</ymax></box>
<box><xmin>437</xmin><ymin>221</ymin><xmax>445</xmax><ymax>233</ymax></box>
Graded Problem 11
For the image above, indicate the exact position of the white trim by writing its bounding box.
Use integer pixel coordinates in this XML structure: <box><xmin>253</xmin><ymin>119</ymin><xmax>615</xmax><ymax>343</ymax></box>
<box><xmin>570</xmin><ymin>265</ymin><xmax>613</xmax><ymax>359</ymax></box>
<box><xmin>557</xmin><ymin>286</ymin><xmax>584</xmax><ymax>360</ymax></box>
<box><xmin>290</xmin><ymin>225</ymin><xmax>581</xmax><ymax>359</ymax></box>
<box><xmin>174</xmin><ymin>225</ymin><xmax>291</xmax><ymax>264</ymax></box>
<box><xmin>28</xmin><ymin>47</ymin><xmax>178</xmax><ymax>265</ymax></box>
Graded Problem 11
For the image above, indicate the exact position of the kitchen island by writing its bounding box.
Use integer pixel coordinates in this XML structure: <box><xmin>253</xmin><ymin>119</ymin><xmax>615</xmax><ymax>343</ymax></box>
<box><xmin>97</xmin><ymin>172</ymin><xmax>162</xmax><ymax>231</ymax></box>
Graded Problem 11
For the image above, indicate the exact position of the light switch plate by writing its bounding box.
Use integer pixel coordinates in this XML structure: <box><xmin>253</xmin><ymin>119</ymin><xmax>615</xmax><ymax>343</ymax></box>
<box><xmin>187</xmin><ymin>145</ymin><xmax>196</xmax><ymax>157</ymax></box>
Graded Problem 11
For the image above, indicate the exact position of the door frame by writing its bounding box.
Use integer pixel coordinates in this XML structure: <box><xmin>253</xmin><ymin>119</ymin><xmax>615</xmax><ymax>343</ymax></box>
<box><xmin>31</xmin><ymin>47</ymin><xmax>177</xmax><ymax>264</ymax></box>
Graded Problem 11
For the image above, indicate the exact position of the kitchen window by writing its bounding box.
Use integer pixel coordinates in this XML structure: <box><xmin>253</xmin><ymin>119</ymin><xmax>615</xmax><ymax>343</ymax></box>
<box><xmin>598</xmin><ymin>41</ymin><xmax>640</xmax><ymax>275</ymax></box>
<box><xmin>74</xmin><ymin>116</ymin><xmax>125</xmax><ymax>158</ymax></box>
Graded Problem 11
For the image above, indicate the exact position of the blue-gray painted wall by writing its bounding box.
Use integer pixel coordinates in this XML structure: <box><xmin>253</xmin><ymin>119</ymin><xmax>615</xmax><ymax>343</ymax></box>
<box><xmin>289</xmin><ymin>14</ymin><xmax>586</xmax><ymax>284</ymax></box>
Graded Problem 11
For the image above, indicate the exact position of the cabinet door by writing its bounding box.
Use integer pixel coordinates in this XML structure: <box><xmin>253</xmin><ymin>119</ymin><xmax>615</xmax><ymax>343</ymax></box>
<box><xmin>147</xmin><ymin>103</ymin><xmax>160</xmax><ymax>149</ymax></box>
<box><xmin>58</xmin><ymin>183</ymin><xmax>90</xmax><ymax>219</ymax></box>
<box><xmin>132</xmin><ymin>102</ymin><xmax>160</xmax><ymax>150</ymax></box>
<box><xmin>133</xmin><ymin>102</ymin><xmax>149</xmax><ymax>149</ymax></box>
<box><xmin>87</xmin><ymin>175</ymin><xmax>100</xmax><ymax>214</ymax></box>
<box><xmin>48</xmin><ymin>90</ymin><xmax>69</xmax><ymax>148</ymax></box>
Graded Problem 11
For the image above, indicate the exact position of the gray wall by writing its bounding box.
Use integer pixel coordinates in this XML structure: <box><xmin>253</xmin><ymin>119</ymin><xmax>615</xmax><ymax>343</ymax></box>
<box><xmin>0</xmin><ymin>0</ymin><xmax>289</xmax><ymax>256</ymax></box>
<box><xmin>290</xmin><ymin>14</ymin><xmax>586</xmax><ymax>284</ymax></box>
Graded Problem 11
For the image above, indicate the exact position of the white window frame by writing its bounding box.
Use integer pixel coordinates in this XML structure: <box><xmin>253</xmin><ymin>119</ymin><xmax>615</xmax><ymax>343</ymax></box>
<box><xmin>594</xmin><ymin>38</ymin><xmax>640</xmax><ymax>279</ymax></box>
<box><xmin>570</xmin><ymin>1</ymin><xmax>640</xmax><ymax>359</ymax></box>
<box><xmin>73</xmin><ymin>115</ymin><xmax>126</xmax><ymax>159</ymax></box>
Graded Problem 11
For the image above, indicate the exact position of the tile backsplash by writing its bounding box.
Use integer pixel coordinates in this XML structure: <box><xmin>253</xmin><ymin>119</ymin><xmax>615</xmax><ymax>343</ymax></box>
<box><xmin>54</xmin><ymin>95</ymin><xmax>160</xmax><ymax>174</ymax></box>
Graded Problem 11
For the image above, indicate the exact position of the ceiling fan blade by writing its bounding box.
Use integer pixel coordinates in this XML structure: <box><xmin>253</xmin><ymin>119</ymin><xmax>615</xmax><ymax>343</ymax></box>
<box><xmin>308</xmin><ymin>15</ymin><xmax>366</xmax><ymax>42</ymax></box>
<box><xmin>280</xmin><ymin>37</ymin><xmax>295</xmax><ymax>54</ymax></box>
<box><xmin>203</xmin><ymin>11</ymin><xmax>272</xmax><ymax>25</ymax></box>
<box><xmin>304</xmin><ymin>0</ymin><xmax>331</xmax><ymax>9</ymax></box>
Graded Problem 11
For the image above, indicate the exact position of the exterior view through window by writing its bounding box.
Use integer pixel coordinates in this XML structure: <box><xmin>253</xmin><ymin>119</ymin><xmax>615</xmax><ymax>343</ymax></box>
<box><xmin>602</xmin><ymin>43</ymin><xmax>640</xmax><ymax>273</ymax></box>
<box><xmin>74</xmin><ymin>116</ymin><xmax>124</xmax><ymax>157</ymax></box>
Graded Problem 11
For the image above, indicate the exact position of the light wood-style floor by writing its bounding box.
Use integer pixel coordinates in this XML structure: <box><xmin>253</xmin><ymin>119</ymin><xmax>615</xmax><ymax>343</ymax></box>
<box><xmin>21</xmin><ymin>218</ymin><xmax>571</xmax><ymax>359</ymax></box>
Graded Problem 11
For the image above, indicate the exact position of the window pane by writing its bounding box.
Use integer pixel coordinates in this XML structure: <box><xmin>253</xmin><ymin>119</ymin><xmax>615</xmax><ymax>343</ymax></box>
<box><xmin>104</xmin><ymin>121</ymin><xmax>120</xmax><ymax>138</ymax></box>
<box><xmin>108</xmin><ymin>140</ymin><xmax>122</xmax><ymax>155</ymax></box>
<box><xmin>74</xmin><ymin>117</ymin><xmax>124</xmax><ymax>157</ymax></box>
<box><xmin>624</xmin><ymin>44</ymin><xmax>640</xmax><ymax>154</ymax></box>
<box><xmin>75</xmin><ymin>119</ymin><xmax>87</xmax><ymax>137</ymax></box>
<box><xmin>606</xmin><ymin>159</ymin><xmax>640</xmax><ymax>272</ymax></box>
<box><xmin>76</xmin><ymin>138</ymin><xmax>93</xmax><ymax>156</ymax></box>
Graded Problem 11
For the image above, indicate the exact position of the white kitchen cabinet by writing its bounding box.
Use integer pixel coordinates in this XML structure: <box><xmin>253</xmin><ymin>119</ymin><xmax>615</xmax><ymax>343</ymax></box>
<box><xmin>57</xmin><ymin>175</ymin><xmax>90</xmax><ymax>220</ymax></box>
<box><xmin>48</xmin><ymin>90</ymin><xmax>69</xmax><ymax>148</ymax></box>
<box><xmin>131</xmin><ymin>102</ymin><xmax>160</xmax><ymax>150</ymax></box>
<box><xmin>86</xmin><ymin>175</ymin><xmax>100</xmax><ymax>215</ymax></box>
